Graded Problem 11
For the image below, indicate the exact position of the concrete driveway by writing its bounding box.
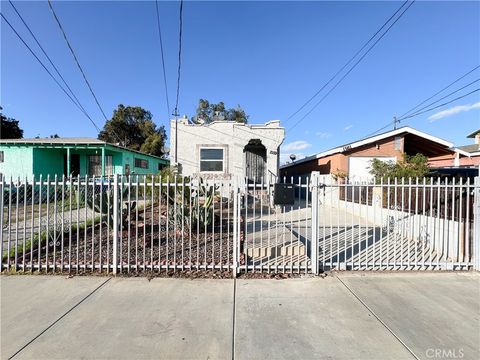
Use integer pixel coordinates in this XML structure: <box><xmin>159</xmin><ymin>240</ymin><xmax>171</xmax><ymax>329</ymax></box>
<box><xmin>1</xmin><ymin>273</ymin><xmax>479</xmax><ymax>360</ymax></box>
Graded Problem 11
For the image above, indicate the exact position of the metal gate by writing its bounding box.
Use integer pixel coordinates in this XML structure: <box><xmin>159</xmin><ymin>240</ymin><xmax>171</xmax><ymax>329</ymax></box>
<box><xmin>1</xmin><ymin>173</ymin><xmax>479</xmax><ymax>274</ymax></box>
<box><xmin>238</xmin><ymin>178</ymin><xmax>312</xmax><ymax>274</ymax></box>
<box><xmin>310</xmin><ymin>173</ymin><xmax>479</xmax><ymax>272</ymax></box>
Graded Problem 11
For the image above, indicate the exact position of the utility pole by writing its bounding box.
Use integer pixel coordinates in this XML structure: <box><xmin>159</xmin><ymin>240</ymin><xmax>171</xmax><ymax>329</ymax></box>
<box><xmin>173</xmin><ymin>108</ymin><xmax>180</xmax><ymax>166</ymax></box>
<box><xmin>393</xmin><ymin>116</ymin><xmax>400</xmax><ymax>130</ymax></box>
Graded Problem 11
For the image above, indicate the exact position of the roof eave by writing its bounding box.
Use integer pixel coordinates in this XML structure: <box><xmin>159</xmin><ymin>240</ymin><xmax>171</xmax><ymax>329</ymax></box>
<box><xmin>280</xmin><ymin>126</ymin><xmax>455</xmax><ymax>169</ymax></box>
<box><xmin>453</xmin><ymin>147</ymin><xmax>471</xmax><ymax>157</ymax></box>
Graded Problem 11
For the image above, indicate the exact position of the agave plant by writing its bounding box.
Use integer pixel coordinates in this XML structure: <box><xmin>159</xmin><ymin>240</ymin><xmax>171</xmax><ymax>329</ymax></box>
<box><xmin>167</xmin><ymin>178</ymin><xmax>217</xmax><ymax>230</ymax></box>
<box><xmin>86</xmin><ymin>187</ymin><xmax>136</xmax><ymax>229</ymax></box>
<box><xmin>191</xmin><ymin>178</ymin><xmax>216</xmax><ymax>228</ymax></box>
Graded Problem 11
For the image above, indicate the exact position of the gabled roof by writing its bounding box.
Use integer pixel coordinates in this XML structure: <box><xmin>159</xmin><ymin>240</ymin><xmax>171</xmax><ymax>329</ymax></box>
<box><xmin>467</xmin><ymin>129</ymin><xmax>480</xmax><ymax>138</ymax></box>
<box><xmin>280</xmin><ymin>126</ymin><xmax>455</xmax><ymax>169</ymax></box>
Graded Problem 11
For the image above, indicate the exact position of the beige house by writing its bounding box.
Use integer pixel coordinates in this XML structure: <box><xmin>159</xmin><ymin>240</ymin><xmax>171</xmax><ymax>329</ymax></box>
<box><xmin>170</xmin><ymin>119</ymin><xmax>285</xmax><ymax>183</ymax></box>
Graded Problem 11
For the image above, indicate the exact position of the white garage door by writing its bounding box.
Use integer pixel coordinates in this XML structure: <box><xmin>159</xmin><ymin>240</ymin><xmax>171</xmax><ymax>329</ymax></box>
<box><xmin>348</xmin><ymin>156</ymin><xmax>396</xmax><ymax>182</ymax></box>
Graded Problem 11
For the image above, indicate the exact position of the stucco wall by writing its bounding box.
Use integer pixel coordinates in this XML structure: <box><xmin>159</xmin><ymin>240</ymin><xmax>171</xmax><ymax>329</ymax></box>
<box><xmin>0</xmin><ymin>146</ymin><xmax>34</xmax><ymax>180</ymax></box>
<box><xmin>171</xmin><ymin>120</ymin><xmax>285</xmax><ymax>182</ymax></box>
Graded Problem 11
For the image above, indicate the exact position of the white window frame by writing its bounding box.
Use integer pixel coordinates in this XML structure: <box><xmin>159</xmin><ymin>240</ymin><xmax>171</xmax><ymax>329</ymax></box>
<box><xmin>199</xmin><ymin>147</ymin><xmax>225</xmax><ymax>173</ymax></box>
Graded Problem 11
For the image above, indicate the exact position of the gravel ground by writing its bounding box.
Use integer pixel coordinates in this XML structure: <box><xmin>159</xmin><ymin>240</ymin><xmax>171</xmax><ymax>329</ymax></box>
<box><xmin>6</xmin><ymin>204</ymin><xmax>312</xmax><ymax>279</ymax></box>
<box><xmin>14</xmin><ymin>204</ymin><xmax>236</xmax><ymax>271</ymax></box>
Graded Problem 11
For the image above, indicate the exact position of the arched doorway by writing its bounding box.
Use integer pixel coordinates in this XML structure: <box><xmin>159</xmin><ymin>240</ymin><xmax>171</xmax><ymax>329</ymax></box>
<box><xmin>244</xmin><ymin>139</ymin><xmax>266</xmax><ymax>183</ymax></box>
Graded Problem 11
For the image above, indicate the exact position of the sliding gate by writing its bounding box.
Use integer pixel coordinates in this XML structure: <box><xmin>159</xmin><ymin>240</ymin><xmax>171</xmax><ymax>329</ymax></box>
<box><xmin>312</xmin><ymin>174</ymin><xmax>479</xmax><ymax>271</ymax></box>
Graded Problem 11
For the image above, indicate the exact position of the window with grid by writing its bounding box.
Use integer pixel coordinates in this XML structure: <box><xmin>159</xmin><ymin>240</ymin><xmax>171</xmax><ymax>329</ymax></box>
<box><xmin>134</xmin><ymin>158</ymin><xmax>149</xmax><ymax>169</ymax></box>
<box><xmin>199</xmin><ymin>148</ymin><xmax>224</xmax><ymax>172</ymax></box>
<box><xmin>88</xmin><ymin>155</ymin><xmax>113</xmax><ymax>176</ymax></box>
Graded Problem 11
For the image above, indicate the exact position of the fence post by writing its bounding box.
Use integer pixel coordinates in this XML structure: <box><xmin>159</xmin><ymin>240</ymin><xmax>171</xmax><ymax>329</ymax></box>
<box><xmin>310</xmin><ymin>171</ymin><xmax>320</xmax><ymax>275</ymax></box>
<box><xmin>474</xmin><ymin>177</ymin><xmax>480</xmax><ymax>271</ymax></box>
<box><xmin>232</xmin><ymin>178</ymin><xmax>239</xmax><ymax>278</ymax></box>
<box><xmin>112</xmin><ymin>174</ymin><xmax>119</xmax><ymax>275</ymax></box>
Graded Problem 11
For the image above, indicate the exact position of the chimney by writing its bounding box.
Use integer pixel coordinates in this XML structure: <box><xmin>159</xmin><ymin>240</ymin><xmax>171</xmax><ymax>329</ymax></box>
<box><xmin>475</xmin><ymin>134</ymin><xmax>480</xmax><ymax>145</ymax></box>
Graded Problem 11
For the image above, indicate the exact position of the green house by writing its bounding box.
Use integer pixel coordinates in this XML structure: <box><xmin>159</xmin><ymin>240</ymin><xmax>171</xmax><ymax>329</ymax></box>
<box><xmin>0</xmin><ymin>138</ymin><xmax>169</xmax><ymax>181</ymax></box>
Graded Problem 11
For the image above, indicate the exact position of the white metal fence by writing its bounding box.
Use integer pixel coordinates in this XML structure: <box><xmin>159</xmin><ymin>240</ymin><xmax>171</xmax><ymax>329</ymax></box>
<box><xmin>312</xmin><ymin>174</ymin><xmax>477</xmax><ymax>271</ymax></box>
<box><xmin>1</xmin><ymin>173</ymin><xmax>479</xmax><ymax>275</ymax></box>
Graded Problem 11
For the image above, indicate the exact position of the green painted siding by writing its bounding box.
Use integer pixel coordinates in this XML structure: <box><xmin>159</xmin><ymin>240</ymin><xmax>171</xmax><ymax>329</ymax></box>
<box><xmin>0</xmin><ymin>146</ymin><xmax>33</xmax><ymax>180</ymax></box>
<box><xmin>122</xmin><ymin>150</ymin><xmax>166</xmax><ymax>175</ymax></box>
<box><xmin>33</xmin><ymin>148</ymin><xmax>64</xmax><ymax>179</ymax></box>
<box><xmin>0</xmin><ymin>142</ymin><xmax>169</xmax><ymax>180</ymax></box>
<box><xmin>112</xmin><ymin>152</ymin><xmax>123</xmax><ymax>174</ymax></box>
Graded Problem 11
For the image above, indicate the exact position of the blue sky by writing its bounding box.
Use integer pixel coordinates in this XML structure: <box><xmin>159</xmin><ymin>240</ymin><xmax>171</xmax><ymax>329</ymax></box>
<box><xmin>2</xmin><ymin>1</ymin><xmax>479</xmax><ymax>161</ymax></box>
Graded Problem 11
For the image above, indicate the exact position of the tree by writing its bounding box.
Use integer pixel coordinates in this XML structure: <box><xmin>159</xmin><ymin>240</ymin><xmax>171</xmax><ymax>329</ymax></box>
<box><xmin>370</xmin><ymin>153</ymin><xmax>430</xmax><ymax>181</ymax></box>
<box><xmin>0</xmin><ymin>107</ymin><xmax>23</xmax><ymax>139</ymax></box>
<box><xmin>140</xmin><ymin>132</ymin><xmax>164</xmax><ymax>156</ymax></box>
<box><xmin>225</xmin><ymin>105</ymin><xmax>249</xmax><ymax>123</ymax></box>
<box><xmin>191</xmin><ymin>99</ymin><xmax>249</xmax><ymax>124</ymax></box>
<box><xmin>98</xmin><ymin>104</ymin><xmax>167</xmax><ymax>157</ymax></box>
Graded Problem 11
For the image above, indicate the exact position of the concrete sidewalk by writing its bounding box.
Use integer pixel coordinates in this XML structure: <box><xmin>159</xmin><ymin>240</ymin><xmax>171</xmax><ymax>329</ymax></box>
<box><xmin>1</xmin><ymin>273</ymin><xmax>479</xmax><ymax>360</ymax></box>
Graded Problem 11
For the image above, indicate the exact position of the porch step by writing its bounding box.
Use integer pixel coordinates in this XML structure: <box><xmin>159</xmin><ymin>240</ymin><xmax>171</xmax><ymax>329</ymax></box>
<box><xmin>246</xmin><ymin>242</ymin><xmax>306</xmax><ymax>258</ymax></box>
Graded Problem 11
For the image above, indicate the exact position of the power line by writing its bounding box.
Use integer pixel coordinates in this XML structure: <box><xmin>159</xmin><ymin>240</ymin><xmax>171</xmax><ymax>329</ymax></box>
<box><xmin>398</xmin><ymin>78</ymin><xmax>480</xmax><ymax>121</ymax></box>
<box><xmin>8</xmin><ymin>0</ymin><xmax>93</xmax><ymax>124</ymax></box>
<box><xmin>363</xmin><ymin>121</ymin><xmax>395</xmax><ymax>138</ymax></box>
<box><xmin>1</xmin><ymin>12</ymin><xmax>100</xmax><ymax>132</ymax></box>
<box><xmin>154</xmin><ymin>0</ymin><xmax>171</xmax><ymax>120</ymax></box>
<box><xmin>174</xmin><ymin>0</ymin><xmax>183</xmax><ymax>115</ymax></box>
<box><xmin>399</xmin><ymin>64</ymin><xmax>480</xmax><ymax>119</ymax></box>
<box><xmin>363</xmin><ymin>67</ymin><xmax>480</xmax><ymax>139</ymax></box>
<box><xmin>47</xmin><ymin>0</ymin><xmax>109</xmax><ymax>121</ymax></box>
<box><xmin>286</xmin><ymin>0</ymin><xmax>409</xmax><ymax>122</ymax></box>
<box><xmin>287</xmin><ymin>0</ymin><xmax>415</xmax><ymax>133</ymax></box>
<box><xmin>362</xmin><ymin>78</ymin><xmax>479</xmax><ymax>138</ymax></box>
<box><xmin>46</xmin><ymin>0</ymin><xmax>125</xmax><ymax>145</ymax></box>
<box><xmin>399</xmin><ymin>88</ymin><xmax>480</xmax><ymax>121</ymax></box>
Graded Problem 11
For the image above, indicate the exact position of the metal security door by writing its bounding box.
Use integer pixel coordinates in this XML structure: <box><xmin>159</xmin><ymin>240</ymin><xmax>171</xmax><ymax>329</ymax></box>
<box><xmin>244</xmin><ymin>140</ymin><xmax>266</xmax><ymax>184</ymax></box>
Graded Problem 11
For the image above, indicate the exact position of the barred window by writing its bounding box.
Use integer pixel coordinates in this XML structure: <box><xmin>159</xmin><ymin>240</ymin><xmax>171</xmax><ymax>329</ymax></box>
<box><xmin>134</xmin><ymin>158</ymin><xmax>149</xmax><ymax>169</ymax></box>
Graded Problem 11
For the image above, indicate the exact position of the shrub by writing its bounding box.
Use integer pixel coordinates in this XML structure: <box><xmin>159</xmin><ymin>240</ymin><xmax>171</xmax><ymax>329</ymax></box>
<box><xmin>370</xmin><ymin>153</ymin><xmax>430</xmax><ymax>182</ymax></box>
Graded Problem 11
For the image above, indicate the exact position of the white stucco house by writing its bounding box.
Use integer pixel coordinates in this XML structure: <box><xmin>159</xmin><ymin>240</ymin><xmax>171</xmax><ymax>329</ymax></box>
<box><xmin>170</xmin><ymin>119</ymin><xmax>285</xmax><ymax>183</ymax></box>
